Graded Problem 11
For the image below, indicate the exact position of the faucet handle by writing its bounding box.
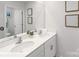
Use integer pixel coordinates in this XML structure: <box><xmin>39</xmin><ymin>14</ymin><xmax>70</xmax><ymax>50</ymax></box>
<box><xmin>19</xmin><ymin>36</ymin><xmax>22</xmax><ymax>40</ymax></box>
<box><xmin>16</xmin><ymin>36</ymin><xmax>22</xmax><ymax>44</ymax></box>
<box><xmin>14</xmin><ymin>35</ymin><xmax>17</xmax><ymax>38</ymax></box>
<box><xmin>19</xmin><ymin>36</ymin><xmax>22</xmax><ymax>42</ymax></box>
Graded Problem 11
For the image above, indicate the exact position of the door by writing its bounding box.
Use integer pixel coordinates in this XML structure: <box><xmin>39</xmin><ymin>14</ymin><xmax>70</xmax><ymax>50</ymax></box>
<box><xmin>6</xmin><ymin>7</ymin><xmax>15</xmax><ymax>36</ymax></box>
<box><xmin>0</xmin><ymin>3</ymin><xmax>5</xmax><ymax>39</ymax></box>
<box><xmin>14</xmin><ymin>10</ymin><xmax>22</xmax><ymax>34</ymax></box>
<box><xmin>45</xmin><ymin>35</ymin><xmax>56</xmax><ymax>57</ymax></box>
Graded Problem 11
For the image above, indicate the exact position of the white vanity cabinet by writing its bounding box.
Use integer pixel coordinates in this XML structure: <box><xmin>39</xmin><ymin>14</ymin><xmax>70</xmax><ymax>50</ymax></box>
<box><xmin>44</xmin><ymin>35</ymin><xmax>56</xmax><ymax>57</ymax></box>
<box><xmin>27</xmin><ymin>45</ymin><xmax>45</xmax><ymax>57</ymax></box>
<box><xmin>27</xmin><ymin>34</ymin><xmax>56</xmax><ymax>57</ymax></box>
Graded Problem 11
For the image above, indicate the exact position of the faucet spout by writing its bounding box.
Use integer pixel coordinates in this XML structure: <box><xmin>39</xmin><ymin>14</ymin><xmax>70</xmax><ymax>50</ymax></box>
<box><xmin>16</xmin><ymin>36</ymin><xmax>22</xmax><ymax>44</ymax></box>
<box><xmin>14</xmin><ymin>35</ymin><xmax>17</xmax><ymax>38</ymax></box>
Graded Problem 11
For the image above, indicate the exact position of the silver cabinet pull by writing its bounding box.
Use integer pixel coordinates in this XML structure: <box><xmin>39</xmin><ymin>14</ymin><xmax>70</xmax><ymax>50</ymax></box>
<box><xmin>50</xmin><ymin>45</ymin><xmax>53</xmax><ymax>50</ymax></box>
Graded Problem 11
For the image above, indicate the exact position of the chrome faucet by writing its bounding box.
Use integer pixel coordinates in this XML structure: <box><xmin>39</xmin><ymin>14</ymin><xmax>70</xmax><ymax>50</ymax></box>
<box><xmin>14</xmin><ymin>35</ymin><xmax>17</xmax><ymax>38</ymax></box>
<box><xmin>13</xmin><ymin>35</ymin><xmax>22</xmax><ymax>44</ymax></box>
<box><xmin>16</xmin><ymin>36</ymin><xmax>22</xmax><ymax>44</ymax></box>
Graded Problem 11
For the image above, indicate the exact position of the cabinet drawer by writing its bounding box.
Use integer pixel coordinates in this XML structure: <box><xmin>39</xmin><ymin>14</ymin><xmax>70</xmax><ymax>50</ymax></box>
<box><xmin>27</xmin><ymin>45</ymin><xmax>44</xmax><ymax>57</ymax></box>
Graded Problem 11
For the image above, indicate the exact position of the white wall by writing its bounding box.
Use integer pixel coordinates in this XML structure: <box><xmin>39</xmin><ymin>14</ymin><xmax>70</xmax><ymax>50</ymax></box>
<box><xmin>25</xmin><ymin>1</ymin><xmax>45</xmax><ymax>31</ymax></box>
<box><xmin>45</xmin><ymin>1</ymin><xmax>79</xmax><ymax>56</ymax></box>
<box><xmin>45</xmin><ymin>2</ymin><xmax>57</xmax><ymax>32</ymax></box>
<box><xmin>14</xmin><ymin>10</ymin><xmax>22</xmax><ymax>35</ymax></box>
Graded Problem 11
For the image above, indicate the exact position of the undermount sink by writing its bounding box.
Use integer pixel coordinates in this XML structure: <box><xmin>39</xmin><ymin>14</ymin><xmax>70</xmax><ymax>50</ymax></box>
<box><xmin>11</xmin><ymin>41</ymin><xmax>34</xmax><ymax>53</ymax></box>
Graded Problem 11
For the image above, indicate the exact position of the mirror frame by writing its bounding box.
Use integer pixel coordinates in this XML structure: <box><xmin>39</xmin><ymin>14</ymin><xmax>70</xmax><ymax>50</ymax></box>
<box><xmin>65</xmin><ymin>1</ymin><xmax>79</xmax><ymax>12</ymax></box>
<box><xmin>27</xmin><ymin>17</ymin><xmax>33</xmax><ymax>24</ymax></box>
<box><xmin>27</xmin><ymin>8</ymin><xmax>33</xmax><ymax>16</ymax></box>
<box><xmin>65</xmin><ymin>14</ymin><xmax>79</xmax><ymax>28</ymax></box>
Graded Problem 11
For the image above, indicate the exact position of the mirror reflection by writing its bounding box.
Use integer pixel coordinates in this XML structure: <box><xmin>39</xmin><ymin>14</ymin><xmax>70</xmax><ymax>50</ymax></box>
<box><xmin>0</xmin><ymin>1</ymin><xmax>45</xmax><ymax>39</ymax></box>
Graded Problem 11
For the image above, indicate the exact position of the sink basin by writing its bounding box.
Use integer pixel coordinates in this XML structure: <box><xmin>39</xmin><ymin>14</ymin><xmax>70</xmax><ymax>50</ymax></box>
<box><xmin>11</xmin><ymin>41</ymin><xmax>34</xmax><ymax>52</ymax></box>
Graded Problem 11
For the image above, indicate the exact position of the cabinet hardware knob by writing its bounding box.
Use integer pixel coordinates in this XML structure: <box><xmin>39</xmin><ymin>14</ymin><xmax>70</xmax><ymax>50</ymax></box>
<box><xmin>0</xmin><ymin>26</ymin><xmax>4</xmax><ymax>31</ymax></box>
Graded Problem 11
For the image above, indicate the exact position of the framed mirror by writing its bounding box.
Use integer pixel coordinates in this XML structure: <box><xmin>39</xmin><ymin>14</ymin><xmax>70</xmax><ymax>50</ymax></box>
<box><xmin>65</xmin><ymin>1</ymin><xmax>79</xmax><ymax>12</ymax></box>
<box><xmin>65</xmin><ymin>14</ymin><xmax>79</xmax><ymax>28</ymax></box>
<box><xmin>0</xmin><ymin>1</ymin><xmax>45</xmax><ymax>39</ymax></box>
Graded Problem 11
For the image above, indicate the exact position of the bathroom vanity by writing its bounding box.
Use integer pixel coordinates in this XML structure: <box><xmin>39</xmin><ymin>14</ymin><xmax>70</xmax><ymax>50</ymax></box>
<box><xmin>0</xmin><ymin>32</ymin><xmax>56</xmax><ymax>57</ymax></box>
<box><xmin>27</xmin><ymin>33</ymin><xmax>56</xmax><ymax>57</ymax></box>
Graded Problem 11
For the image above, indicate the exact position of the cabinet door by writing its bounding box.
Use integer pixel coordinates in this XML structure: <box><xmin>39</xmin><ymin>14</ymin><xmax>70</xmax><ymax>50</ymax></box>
<box><xmin>27</xmin><ymin>45</ymin><xmax>44</xmax><ymax>57</ymax></box>
<box><xmin>45</xmin><ymin>35</ymin><xmax>56</xmax><ymax>57</ymax></box>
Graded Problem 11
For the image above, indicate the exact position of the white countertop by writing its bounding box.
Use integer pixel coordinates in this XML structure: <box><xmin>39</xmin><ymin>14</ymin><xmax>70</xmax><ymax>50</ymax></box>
<box><xmin>0</xmin><ymin>32</ymin><xmax>56</xmax><ymax>57</ymax></box>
